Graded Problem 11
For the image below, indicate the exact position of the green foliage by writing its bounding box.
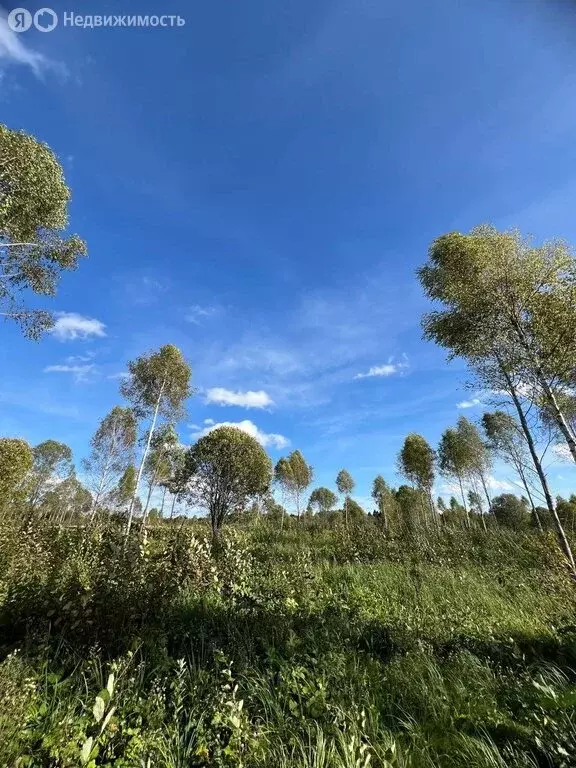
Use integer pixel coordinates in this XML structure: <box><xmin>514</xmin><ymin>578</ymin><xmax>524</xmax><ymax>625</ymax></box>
<box><xmin>398</xmin><ymin>433</ymin><xmax>435</xmax><ymax>491</ymax></box>
<box><xmin>37</xmin><ymin>474</ymin><xmax>92</xmax><ymax>523</ymax></box>
<box><xmin>0</xmin><ymin>437</ymin><xmax>33</xmax><ymax>504</ymax></box>
<box><xmin>112</xmin><ymin>465</ymin><xmax>137</xmax><ymax>512</ymax></box>
<box><xmin>0</xmin><ymin>512</ymin><xmax>575</xmax><ymax>767</ymax></box>
<box><xmin>556</xmin><ymin>496</ymin><xmax>576</xmax><ymax>534</ymax></box>
<box><xmin>309</xmin><ymin>487</ymin><xmax>338</xmax><ymax>515</ymax></box>
<box><xmin>0</xmin><ymin>123</ymin><xmax>87</xmax><ymax>338</ymax></box>
<box><xmin>275</xmin><ymin>451</ymin><xmax>313</xmax><ymax>519</ymax></box>
<box><xmin>29</xmin><ymin>439</ymin><xmax>73</xmax><ymax>508</ymax></box>
<box><xmin>82</xmin><ymin>406</ymin><xmax>137</xmax><ymax>512</ymax></box>
<box><xmin>419</xmin><ymin>225</ymin><xmax>576</xmax><ymax>462</ymax></box>
<box><xmin>490</xmin><ymin>494</ymin><xmax>530</xmax><ymax>529</ymax></box>
<box><xmin>187</xmin><ymin>426</ymin><xmax>273</xmax><ymax>536</ymax></box>
<box><xmin>121</xmin><ymin>344</ymin><xmax>192</xmax><ymax>422</ymax></box>
<box><xmin>336</xmin><ymin>469</ymin><xmax>354</xmax><ymax>497</ymax></box>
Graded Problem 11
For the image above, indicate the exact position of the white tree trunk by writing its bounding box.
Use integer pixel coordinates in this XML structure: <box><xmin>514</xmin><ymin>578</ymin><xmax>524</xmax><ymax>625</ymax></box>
<box><xmin>125</xmin><ymin>380</ymin><xmax>165</xmax><ymax>538</ymax></box>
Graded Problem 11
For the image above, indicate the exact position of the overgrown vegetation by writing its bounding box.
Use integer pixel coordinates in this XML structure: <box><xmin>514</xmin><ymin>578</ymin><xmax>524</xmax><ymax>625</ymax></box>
<box><xmin>0</xmin><ymin>514</ymin><xmax>576</xmax><ymax>767</ymax></box>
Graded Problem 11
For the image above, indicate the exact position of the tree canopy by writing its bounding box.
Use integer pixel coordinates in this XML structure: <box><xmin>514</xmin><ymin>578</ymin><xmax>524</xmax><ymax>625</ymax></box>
<box><xmin>0</xmin><ymin>124</ymin><xmax>87</xmax><ymax>338</ymax></box>
<box><xmin>185</xmin><ymin>426</ymin><xmax>272</xmax><ymax>538</ymax></box>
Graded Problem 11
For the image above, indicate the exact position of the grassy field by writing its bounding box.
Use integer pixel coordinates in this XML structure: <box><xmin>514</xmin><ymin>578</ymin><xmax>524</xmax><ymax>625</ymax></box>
<box><xmin>0</xmin><ymin>517</ymin><xmax>575</xmax><ymax>767</ymax></box>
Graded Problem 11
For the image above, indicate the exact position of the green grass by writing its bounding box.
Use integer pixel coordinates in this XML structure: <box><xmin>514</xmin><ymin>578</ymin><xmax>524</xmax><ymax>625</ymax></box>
<box><xmin>0</xmin><ymin>517</ymin><xmax>575</xmax><ymax>766</ymax></box>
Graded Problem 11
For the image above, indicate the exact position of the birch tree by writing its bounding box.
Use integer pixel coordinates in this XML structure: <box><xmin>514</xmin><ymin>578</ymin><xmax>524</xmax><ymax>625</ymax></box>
<box><xmin>336</xmin><ymin>469</ymin><xmax>355</xmax><ymax>528</ymax></box>
<box><xmin>161</xmin><ymin>445</ymin><xmax>188</xmax><ymax>519</ymax></box>
<box><xmin>419</xmin><ymin>225</ymin><xmax>576</xmax><ymax>575</ymax></box>
<box><xmin>371</xmin><ymin>475</ymin><xmax>395</xmax><ymax>532</ymax></box>
<box><xmin>29</xmin><ymin>440</ymin><xmax>73</xmax><ymax>510</ymax></box>
<box><xmin>419</xmin><ymin>226</ymin><xmax>576</xmax><ymax>461</ymax></box>
<box><xmin>398</xmin><ymin>434</ymin><xmax>437</xmax><ymax>528</ymax></box>
<box><xmin>121</xmin><ymin>344</ymin><xmax>191</xmax><ymax>536</ymax></box>
<box><xmin>274</xmin><ymin>450</ymin><xmax>313</xmax><ymax>522</ymax></box>
<box><xmin>0</xmin><ymin>124</ymin><xmax>87</xmax><ymax>339</ymax></box>
<box><xmin>482</xmin><ymin>410</ymin><xmax>545</xmax><ymax>531</ymax></box>
<box><xmin>82</xmin><ymin>406</ymin><xmax>137</xmax><ymax>520</ymax></box>
<box><xmin>0</xmin><ymin>438</ymin><xmax>33</xmax><ymax>513</ymax></box>
<box><xmin>438</xmin><ymin>428</ymin><xmax>471</xmax><ymax>528</ymax></box>
<box><xmin>140</xmin><ymin>424</ymin><xmax>178</xmax><ymax>526</ymax></box>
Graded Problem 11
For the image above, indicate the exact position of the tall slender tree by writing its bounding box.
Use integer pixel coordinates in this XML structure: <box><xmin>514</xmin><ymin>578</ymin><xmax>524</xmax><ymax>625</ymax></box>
<box><xmin>113</xmin><ymin>465</ymin><xmax>137</xmax><ymax>515</ymax></box>
<box><xmin>121</xmin><ymin>344</ymin><xmax>191</xmax><ymax>536</ymax></box>
<box><xmin>28</xmin><ymin>440</ymin><xmax>73</xmax><ymax>510</ymax></box>
<box><xmin>371</xmin><ymin>475</ymin><xmax>394</xmax><ymax>532</ymax></box>
<box><xmin>437</xmin><ymin>427</ymin><xmax>471</xmax><ymax>528</ymax></box>
<box><xmin>82</xmin><ymin>406</ymin><xmax>137</xmax><ymax>520</ymax></box>
<box><xmin>160</xmin><ymin>444</ymin><xmax>188</xmax><ymax>519</ymax></box>
<box><xmin>420</xmin><ymin>225</ymin><xmax>576</xmax><ymax>573</ymax></box>
<box><xmin>140</xmin><ymin>424</ymin><xmax>179</xmax><ymax>526</ymax></box>
<box><xmin>274</xmin><ymin>450</ymin><xmax>313</xmax><ymax>522</ymax></box>
<box><xmin>482</xmin><ymin>410</ymin><xmax>545</xmax><ymax>531</ymax></box>
<box><xmin>0</xmin><ymin>438</ymin><xmax>33</xmax><ymax>513</ymax></box>
<box><xmin>336</xmin><ymin>469</ymin><xmax>355</xmax><ymax>527</ymax></box>
<box><xmin>455</xmin><ymin>416</ymin><xmax>492</xmax><ymax>515</ymax></box>
<box><xmin>397</xmin><ymin>434</ymin><xmax>437</xmax><ymax>528</ymax></box>
<box><xmin>419</xmin><ymin>226</ymin><xmax>576</xmax><ymax>461</ymax></box>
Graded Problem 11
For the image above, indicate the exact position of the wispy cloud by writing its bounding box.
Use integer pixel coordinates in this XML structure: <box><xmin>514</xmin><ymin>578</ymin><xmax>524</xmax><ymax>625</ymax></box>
<box><xmin>185</xmin><ymin>304</ymin><xmax>219</xmax><ymax>325</ymax></box>
<box><xmin>0</xmin><ymin>388</ymin><xmax>82</xmax><ymax>419</ymax></box>
<box><xmin>486</xmin><ymin>476</ymin><xmax>515</xmax><ymax>492</ymax></box>
<box><xmin>43</xmin><ymin>363</ymin><xmax>98</xmax><ymax>383</ymax></box>
<box><xmin>107</xmin><ymin>371</ymin><xmax>128</xmax><ymax>380</ymax></box>
<box><xmin>0</xmin><ymin>11</ymin><xmax>46</xmax><ymax>76</ymax></box>
<box><xmin>191</xmin><ymin>419</ymin><xmax>290</xmax><ymax>449</ymax></box>
<box><xmin>65</xmin><ymin>352</ymin><xmax>97</xmax><ymax>364</ymax></box>
<box><xmin>196</xmin><ymin>268</ymin><xmax>421</xmax><ymax>409</ymax></box>
<box><xmin>457</xmin><ymin>397</ymin><xmax>482</xmax><ymax>409</ymax></box>
<box><xmin>354</xmin><ymin>356</ymin><xmax>409</xmax><ymax>380</ymax></box>
<box><xmin>205</xmin><ymin>387</ymin><xmax>274</xmax><ymax>409</ymax></box>
<box><xmin>0</xmin><ymin>10</ymin><xmax>65</xmax><ymax>78</ymax></box>
<box><xmin>50</xmin><ymin>312</ymin><xmax>106</xmax><ymax>341</ymax></box>
<box><xmin>120</xmin><ymin>274</ymin><xmax>170</xmax><ymax>307</ymax></box>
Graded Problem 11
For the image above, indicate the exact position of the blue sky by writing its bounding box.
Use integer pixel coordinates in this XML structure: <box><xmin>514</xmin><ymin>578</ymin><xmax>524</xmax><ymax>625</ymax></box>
<box><xmin>1</xmin><ymin>0</ymin><xmax>575</xmax><ymax>506</ymax></box>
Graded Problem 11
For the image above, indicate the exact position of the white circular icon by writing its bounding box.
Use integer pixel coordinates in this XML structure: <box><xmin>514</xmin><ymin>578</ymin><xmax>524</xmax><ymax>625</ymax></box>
<box><xmin>34</xmin><ymin>8</ymin><xmax>58</xmax><ymax>32</ymax></box>
<box><xmin>7</xmin><ymin>8</ymin><xmax>33</xmax><ymax>32</ymax></box>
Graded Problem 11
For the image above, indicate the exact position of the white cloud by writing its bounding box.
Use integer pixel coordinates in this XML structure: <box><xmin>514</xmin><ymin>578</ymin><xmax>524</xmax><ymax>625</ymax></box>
<box><xmin>354</xmin><ymin>356</ymin><xmax>409</xmax><ymax>380</ymax></box>
<box><xmin>191</xmin><ymin>419</ymin><xmax>290</xmax><ymax>449</ymax></box>
<box><xmin>0</xmin><ymin>11</ymin><xmax>65</xmax><ymax>78</ymax></box>
<box><xmin>107</xmin><ymin>371</ymin><xmax>128</xmax><ymax>380</ymax></box>
<box><xmin>65</xmin><ymin>352</ymin><xmax>96</xmax><ymax>364</ymax></box>
<box><xmin>44</xmin><ymin>363</ymin><xmax>97</xmax><ymax>383</ymax></box>
<box><xmin>438</xmin><ymin>475</ymin><xmax>515</xmax><ymax>497</ymax></box>
<box><xmin>50</xmin><ymin>312</ymin><xmax>106</xmax><ymax>341</ymax></box>
<box><xmin>205</xmin><ymin>387</ymin><xmax>274</xmax><ymax>409</ymax></box>
<box><xmin>0</xmin><ymin>11</ymin><xmax>46</xmax><ymax>76</ymax></box>
<box><xmin>204</xmin><ymin>418</ymin><xmax>215</xmax><ymax>425</ymax></box>
<box><xmin>457</xmin><ymin>397</ymin><xmax>482</xmax><ymax>409</ymax></box>
<box><xmin>186</xmin><ymin>304</ymin><xmax>219</xmax><ymax>324</ymax></box>
<box><xmin>486</xmin><ymin>476</ymin><xmax>515</xmax><ymax>492</ymax></box>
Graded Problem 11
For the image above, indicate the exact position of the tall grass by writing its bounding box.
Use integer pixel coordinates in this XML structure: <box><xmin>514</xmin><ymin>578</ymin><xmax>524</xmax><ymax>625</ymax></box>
<box><xmin>0</xmin><ymin>515</ymin><xmax>575</xmax><ymax>766</ymax></box>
